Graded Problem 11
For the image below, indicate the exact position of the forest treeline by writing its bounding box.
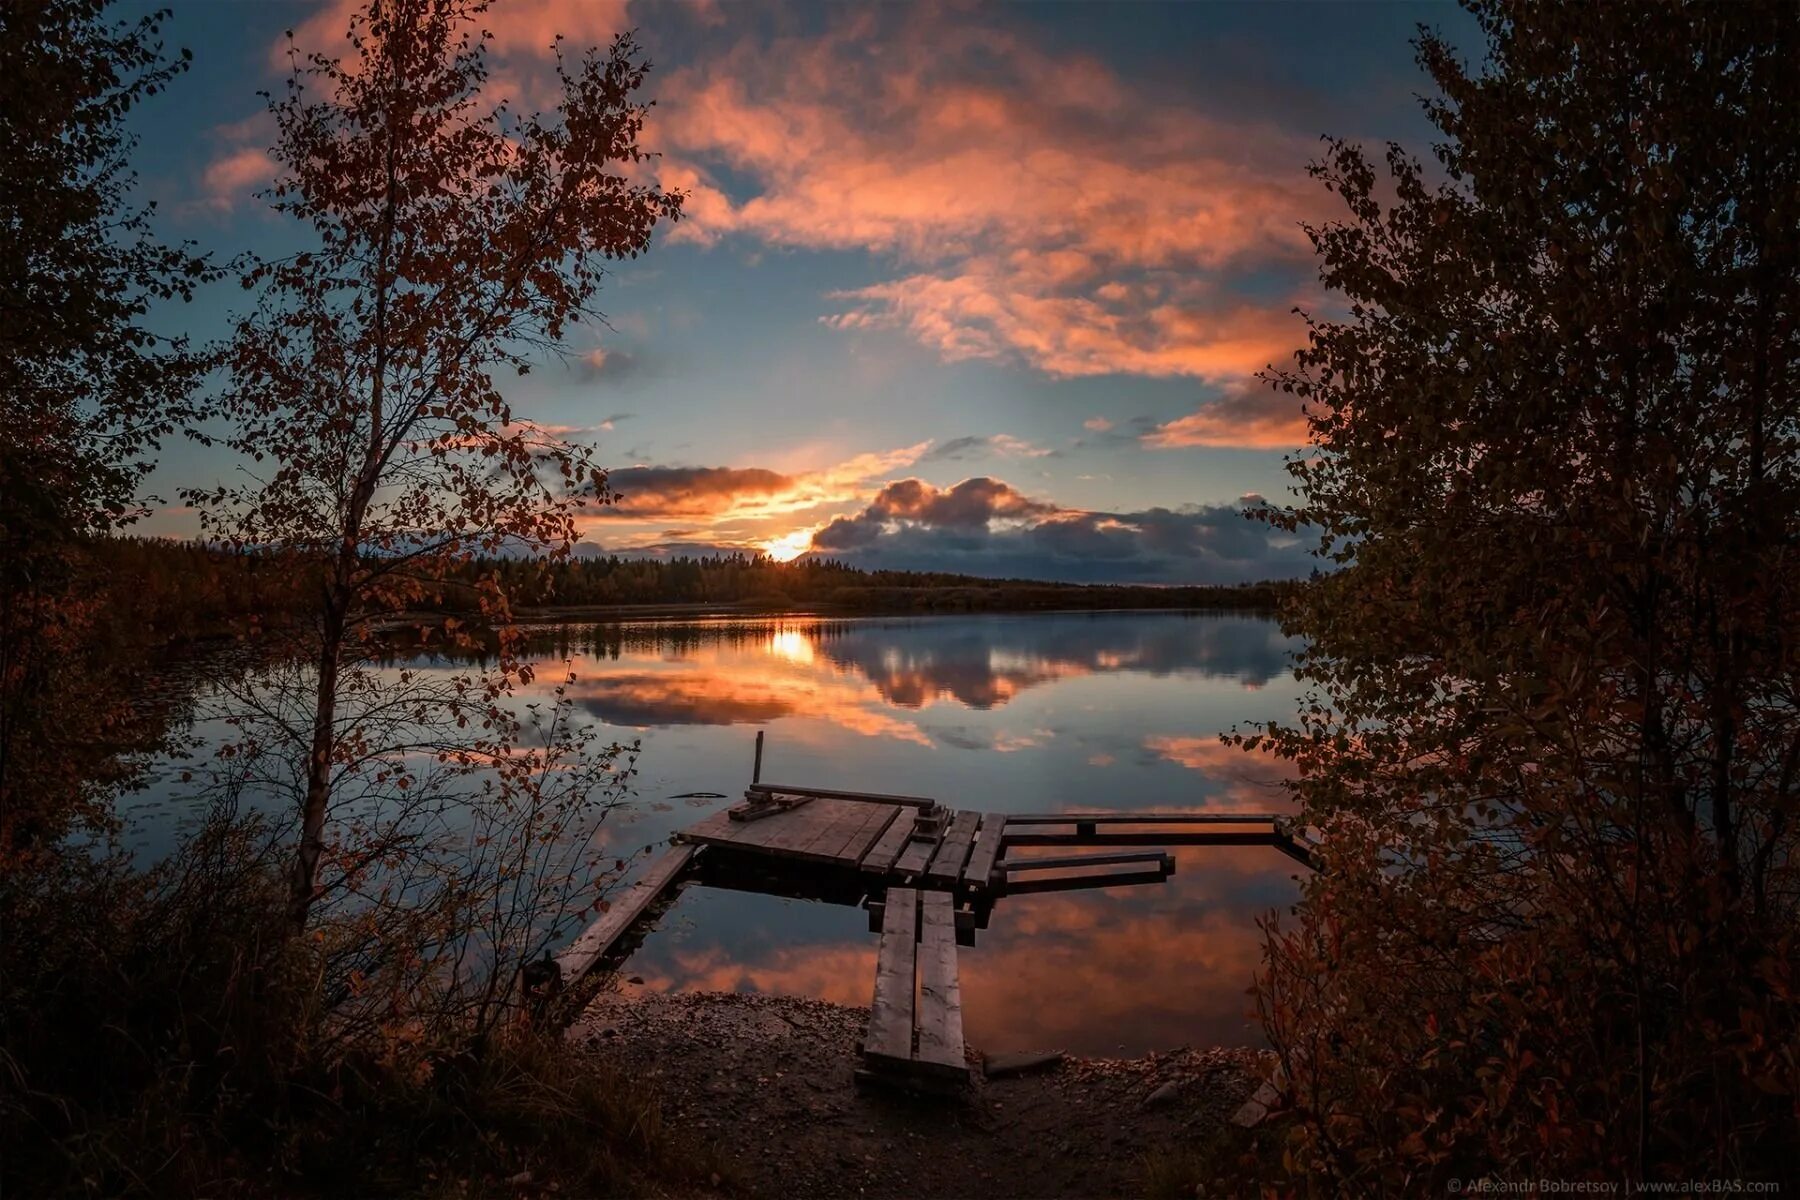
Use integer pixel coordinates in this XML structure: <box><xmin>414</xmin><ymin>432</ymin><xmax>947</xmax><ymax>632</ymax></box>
<box><xmin>87</xmin><ymin>535</ymin><xmax>1288</xmax><ymax>637</ymax></box>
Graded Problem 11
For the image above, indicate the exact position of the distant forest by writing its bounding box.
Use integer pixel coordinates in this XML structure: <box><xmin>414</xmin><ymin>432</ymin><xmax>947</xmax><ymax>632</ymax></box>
<box><xmin>89</xmin><ymin>536</ymin><xmax>1288</xmax><ymax>639</ymax></box>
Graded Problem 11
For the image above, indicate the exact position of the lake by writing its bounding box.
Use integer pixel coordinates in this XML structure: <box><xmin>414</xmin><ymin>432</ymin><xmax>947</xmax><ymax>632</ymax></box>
<box><xmin>134</xmin><ymin>609</ymin><xmax>1306</xmax><ymax>1056</ymax></box>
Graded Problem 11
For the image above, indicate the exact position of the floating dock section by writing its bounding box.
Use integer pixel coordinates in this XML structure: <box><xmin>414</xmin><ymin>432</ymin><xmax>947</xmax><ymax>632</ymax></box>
<box><xmin>556</xmin><ymin>772</ymin><xmax>1320</xmax><ymax>1091</ymax></box>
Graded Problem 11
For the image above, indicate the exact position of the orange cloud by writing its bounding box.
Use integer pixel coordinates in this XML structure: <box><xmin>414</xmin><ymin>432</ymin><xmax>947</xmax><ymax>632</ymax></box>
<box><xmin>1142</xmin><ymin>382</ymin><xmax>1311</xmax><ymax>450</ymax></box>
<box><xmin>605</xmin><ymin>466</ymin><xmax>798</xmax><ymax>518</ymax></box>
<box><xmin>579</xmin><ymin>442</ymin><xmax>933</xmax><ymax>543</ymax></box>
<box><xmin>564</xmin><ymin>655</ymin><xmax>935</xmax><ymax>746</ymax></box>
<box><xmin>651</xmin><ymin>9</ymin><xmax>1327</xmax><ymax>403</ymax></box>
<box><xmin>959</xmin><ymin>898</ymin><xmax>1273</xmax><ymax>1051</ymax></box>
<box><xmin>201</xmin><ymin>147</ymin><xmax>274</xmax><ymax>210</ymax></box>
<box><xmin>828</xmin><ymin>274</ymin><xmax>1303</xmax><ymax>381</ymax></box>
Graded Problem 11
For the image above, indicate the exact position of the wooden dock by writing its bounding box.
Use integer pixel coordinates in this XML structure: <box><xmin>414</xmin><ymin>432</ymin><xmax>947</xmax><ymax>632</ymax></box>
<box><xmin>675</xmin><ymin>785</ymin><xmax>1012</xmax><ymax>894</ymax></box>
<box><xmin>554</xmin><ymin>769</ymin><xmax>1320</xmax><ymax>1089</ymax></box>
<box><xmin>554</xmin><ymin>843</ymin><xmax>698</xmax><ymax>983</ymax></box>
<box><xmin>859</xmin><ymin>888</ymin><xmax>967</xmax><ymax>1087</ymax></box>
<box><xmin>676</xmin><ymin>789</ymin><xmax>1316</xmax><ymax>892</ymax></box>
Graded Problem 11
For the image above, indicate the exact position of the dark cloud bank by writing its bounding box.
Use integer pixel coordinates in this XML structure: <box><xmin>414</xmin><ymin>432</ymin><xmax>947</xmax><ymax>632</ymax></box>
<box><xmin>808</xmin><ymin>477</ymin><xmax>1311</xmax><ymax>585</ymax></box>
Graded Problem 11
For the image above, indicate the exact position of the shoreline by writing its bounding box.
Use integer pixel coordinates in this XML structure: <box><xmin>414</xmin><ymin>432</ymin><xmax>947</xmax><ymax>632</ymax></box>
<box><xmin>573</xmin><ymin>988</ymin><xmax>1268</xmax><ymax>1199</ymax></box>
<box><xmin>507</xmin><ymin>599</ymin><xmax>1279</xmax><ymax>623</ymax></box>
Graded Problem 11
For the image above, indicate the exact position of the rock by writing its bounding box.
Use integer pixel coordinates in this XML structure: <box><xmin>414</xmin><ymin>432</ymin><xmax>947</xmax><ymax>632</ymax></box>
<box><xmin>1231</xmin><ymin>1098</ymin><xmax>1268</xmax><ymax>1128</ymax></box>
<box><xmin>1143</xmin><ymin>1080</ymin><xmax>1186</xmax><ymax>1109</ymax></box>
<box><xmin>1232</xmin><ymin>1079</ymin><xmax>1282</xmax><ymax>1127</ymax></box>
<box><xmin>983</xmin><ymin>1050</ymin><xmax>1065</xmax><ymax>1080</ymax></box>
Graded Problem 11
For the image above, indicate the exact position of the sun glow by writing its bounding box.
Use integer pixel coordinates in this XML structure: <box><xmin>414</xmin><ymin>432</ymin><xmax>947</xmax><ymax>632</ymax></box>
<box><xmin>767</xmin><ymin>629</ymin><xmax>817</xmax><ymax>665</ymax></box>
<box><xmin>761</xmin><ymin>528</ymin><xmax>816</xmax><ymax>563</ymax></box>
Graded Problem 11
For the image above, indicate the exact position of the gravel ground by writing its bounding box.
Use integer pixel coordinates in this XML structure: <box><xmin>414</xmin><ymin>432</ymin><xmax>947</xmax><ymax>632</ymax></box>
<box><xmin>571</xmin><ymin>988</ymin><xmax>1267</xmax><ymax>1200</ymax></box>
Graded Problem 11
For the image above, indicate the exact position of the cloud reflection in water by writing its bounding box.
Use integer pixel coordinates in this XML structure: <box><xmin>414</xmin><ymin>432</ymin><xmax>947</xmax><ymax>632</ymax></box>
<box><xmin>534</xmin><ymin>611</ymin><xmax>1306</xmax><ymax>1055</ymax></box>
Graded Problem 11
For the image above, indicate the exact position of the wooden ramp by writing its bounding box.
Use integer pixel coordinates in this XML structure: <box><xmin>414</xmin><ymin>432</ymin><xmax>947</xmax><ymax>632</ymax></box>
<box><xmin>555</xmin><ymin>843</ymin><xmax>697</xmax><ymax>983</ymax></box>
<box><xmin>858</xmin><ymin>888</ymin><xmax>968</xmax><ymax>1089</ymax></box>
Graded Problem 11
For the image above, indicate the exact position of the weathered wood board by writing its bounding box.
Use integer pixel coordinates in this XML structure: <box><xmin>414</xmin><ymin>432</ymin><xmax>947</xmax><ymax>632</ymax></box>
<box><xmin>960</xmin><ymin>815</ymin><xmax>1004</xmax><ymax>890</ymax></box>
<box><xmin>923</xmin><ymin>810</ymin><xmax>981</xmax><ymax>887</ymax></box>
<box><xmin>863</xmin><ymin>886</ymin><xmax>919</xmax><ymax>1066</ymax></box>
<box><xmin>860</xmin><ymin>809</ymin><xmax>916</xmax><ymax>873</ymax></box>
<box><xmin>813</xmin><ymin>802</ymin><xmax>900</xmax><ymax>863</ymax></box>
<box><xmin>914</xmin><ymin>891</ymin><xmax>966</xmax><ymax>1077</ymax></box>
<box><xmin>1001</xmin><ymin>849</ymin><xmax>1173</xmax><ymax>873</ymax></box>
<box><xmin>1002</xmin><ymin>858</ymin><xmax>1171</xmax><ymax>895</ymax></box>
<box><xmin>555</xmin><ymin>844</ymin><xmax>697</xmax><ymax>981</ymax></box>
<box><xmin>1003</xmin><ymin>811</ymin><xmax>1285</xmax><ymax>825</ymax></box>
<box><xmin>747</xmin><ymin>782</ymin><xmax>940</xmax><ymax>809</ymax></box>
<box><xmin>1001</xmin><ymin>829</ymin><xmax>1284</xmax><ymax>848</ymax></box>
<box><xmin>678</xmin><ymin>797</ymin><xmax>904</xmax><ymax>868</ymax></box>
<box><xmin>891</xmin><ymin>821</ymin><xmax>946</xmax><ymax>878</ymax></box>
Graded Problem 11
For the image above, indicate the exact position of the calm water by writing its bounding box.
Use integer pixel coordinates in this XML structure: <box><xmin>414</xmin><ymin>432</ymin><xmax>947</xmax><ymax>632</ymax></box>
<box><xmin>544</xmin><ymin>610</ymin><xmax>1304</xmax><ymax>1055</ymax></box>
<box><xmin>135</xmin><ymin>610</ymin><xmax>1306</xmax><ymax>1055</ymax></box>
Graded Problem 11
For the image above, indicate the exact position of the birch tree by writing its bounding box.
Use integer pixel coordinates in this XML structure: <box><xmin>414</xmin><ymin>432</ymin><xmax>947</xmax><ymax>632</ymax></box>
<box><xmin>192</xmin><ymin>0</ymin><xmax>680</xmax><ymax>926</ymax></box>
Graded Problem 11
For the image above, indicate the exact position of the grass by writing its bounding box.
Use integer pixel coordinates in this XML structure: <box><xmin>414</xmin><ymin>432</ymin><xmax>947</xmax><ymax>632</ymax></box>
<box><xmin>0</xmin><ymin>820</ymin><xmax>725</xmax><ymax>1199</ymax></box>
<box><xmin>1139</xmin><ymin>1122</ymin><xmax>1293</xmax><ymax>1199</ymax></box>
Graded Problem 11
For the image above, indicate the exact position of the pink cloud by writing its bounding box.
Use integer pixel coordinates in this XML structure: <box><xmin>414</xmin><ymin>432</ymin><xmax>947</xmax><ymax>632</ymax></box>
<box><xmin>201</xmin><ymin>147</ymin><xmax>274</xmax><ymax>210</ymax></box>
<box><xmin>650</xmin><ymin>9</ymin><xmax>1327</xmax><ymax>402</ymax></box>
<box><xmin>576</xmin><ymin>441</ymin><xmax>933</xmax><ymax>536</ymax></box>
<box><xmin>1143</xmin><ymin>381</ymin><xmax>1310</xmax><ymax>450</ymax></box>
<box><xmin>827</xmin><ymin>272</ymin><xmax>1303</xmax><ymax>381</ymax></box>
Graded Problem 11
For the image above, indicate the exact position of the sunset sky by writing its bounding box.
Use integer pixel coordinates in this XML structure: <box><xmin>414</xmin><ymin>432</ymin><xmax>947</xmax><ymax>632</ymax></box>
<box><xmin>126</xmin><ymin>0</ymin><xmax>1473</xmax><ymax>583</ymax></box>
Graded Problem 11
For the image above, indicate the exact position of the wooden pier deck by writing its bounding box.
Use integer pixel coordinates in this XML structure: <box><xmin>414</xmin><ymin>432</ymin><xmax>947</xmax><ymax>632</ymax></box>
<box><xmin>556</xmin><ymin>770</ymin><xmax>1320</xmax><ymax>1089</ymax></box>
<box><xmin>859</xmin><ymin>888</ymin><xmax>968</xmax><ymax>1087</ymax></box>
<box><xmin>673</xmin><ymin>787</ymin><xmax>1316</xmax><ymax>891</ymax></box>
<box><xmin>674</xmin><ymin>786</ymin><xmax>1014</xmax><ymax>894</ymax></box>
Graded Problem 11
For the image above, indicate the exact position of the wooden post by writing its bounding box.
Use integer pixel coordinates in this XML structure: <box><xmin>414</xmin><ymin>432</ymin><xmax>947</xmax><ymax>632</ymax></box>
<box><xmin>752</xmin><ymin>730</ymin><xmax>765</xmax><ymax>784</ymax></box>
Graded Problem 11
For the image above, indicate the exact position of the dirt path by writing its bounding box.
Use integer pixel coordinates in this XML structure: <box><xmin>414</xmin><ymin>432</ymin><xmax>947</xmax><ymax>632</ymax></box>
<box><xmin>573</xmin><ymin>989</ymin><xmax>1267</xmax><ymax>1200</ymax></box>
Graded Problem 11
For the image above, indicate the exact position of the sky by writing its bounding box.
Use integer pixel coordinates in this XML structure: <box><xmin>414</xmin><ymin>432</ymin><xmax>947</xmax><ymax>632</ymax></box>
<box><xmin>123</xmin><ymin>0</ymin><xmax>1478</xmax><ymax>584</ymax></box>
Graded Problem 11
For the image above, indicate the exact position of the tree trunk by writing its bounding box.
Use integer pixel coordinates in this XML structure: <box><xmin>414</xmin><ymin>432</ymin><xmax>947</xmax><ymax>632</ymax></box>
<box><xmin>290</xmin><ymin>601</ymin><xmax>345</xmax><ymax>929</ymax></box>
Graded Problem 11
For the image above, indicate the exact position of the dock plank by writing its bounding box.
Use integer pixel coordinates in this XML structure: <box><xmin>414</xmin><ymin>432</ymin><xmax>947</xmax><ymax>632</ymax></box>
<box><xmin>924</xmin><ymin>810</ymin><xmax>980</xmax><ymax>887</ymax></box>
<box><xmin>961</xmin><ymin>815</ymin><xmax>1004</xmax><ymax>890</ymax></box>
<box><xmin>676</xmin><ymin>808</ymin><xmax>740</xmax><ymax>847</ymax></box>
<box><xmin>748</xmin><ymin>782</ymin><xmax>940</xmax><ymax>809</ymax></box>
<box><xmin>787</xmin><ymin>799</ymin><xmax>876</xmax><ymax>860</ymax></box>
<box><xmin>864</xmin><ymin>887</ymin><xmax>919</xmax><ymax>1065</ymax></box>
<box><xmin>555</xmin><ymin>844</ymin><xmax>697</xmax><ymax>980</ymax></box>
<box><xmin>819</xmin><ymin>803</ymin><xmax>901</xmax><ymax>864</ymax></box>
<box><xmin>1003</xmin><ymin>811</ymin><xmax>1283</xmax><ymax>825</ymax></box>
<box><xmin>892</xmin><ymin>817</ymin><xmax>946</xmax><ymax>878</ymax></box>
<box><xmin>1002</xmin><ymin>849</ymin><xmax>1173</xmax><ymax>872</ymax></box>
<box><xmin>686</xmin><ymin>797</ymin><xmax>903</xmax><ymax>866</ymax></box>
<box><xmin>759</xmin><ymin>800</ymin><xmax>849</xmax><ymax>857</ymax></box>
<box><xmin>860</xmin><ymin>812</ymin><xmax>915</xmax><ymax>873</ymax></box>
<box><xmin>803</xmin><ymin>800</ymin><xmax>881</xmax><ymax>858</ymax></box>
<box><xmin>1002</xmin><ymin>858</ymin><xmax>1171</xmax><ymax>895</ymax></box>
<box><xmin>1001</xmin><ymin>829</ymin><xmax>1283</xmax><ymax>848</ymax></box>
<box><xmin>914</xmin><ymin>891</ymin><xmax>966</xmax><ymax>1078</ymax></box>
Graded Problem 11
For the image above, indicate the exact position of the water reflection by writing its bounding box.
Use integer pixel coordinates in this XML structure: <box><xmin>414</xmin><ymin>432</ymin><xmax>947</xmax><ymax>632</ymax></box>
<box><xmin>529</xmin><ymin>610</ymin><xmax>1306</xmax><ymax>1055</ymax></box>
<box><xmin>134</xmin><ymin>611</ymin><xmax>1306</xmax><ymax>1054</ymax></box>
